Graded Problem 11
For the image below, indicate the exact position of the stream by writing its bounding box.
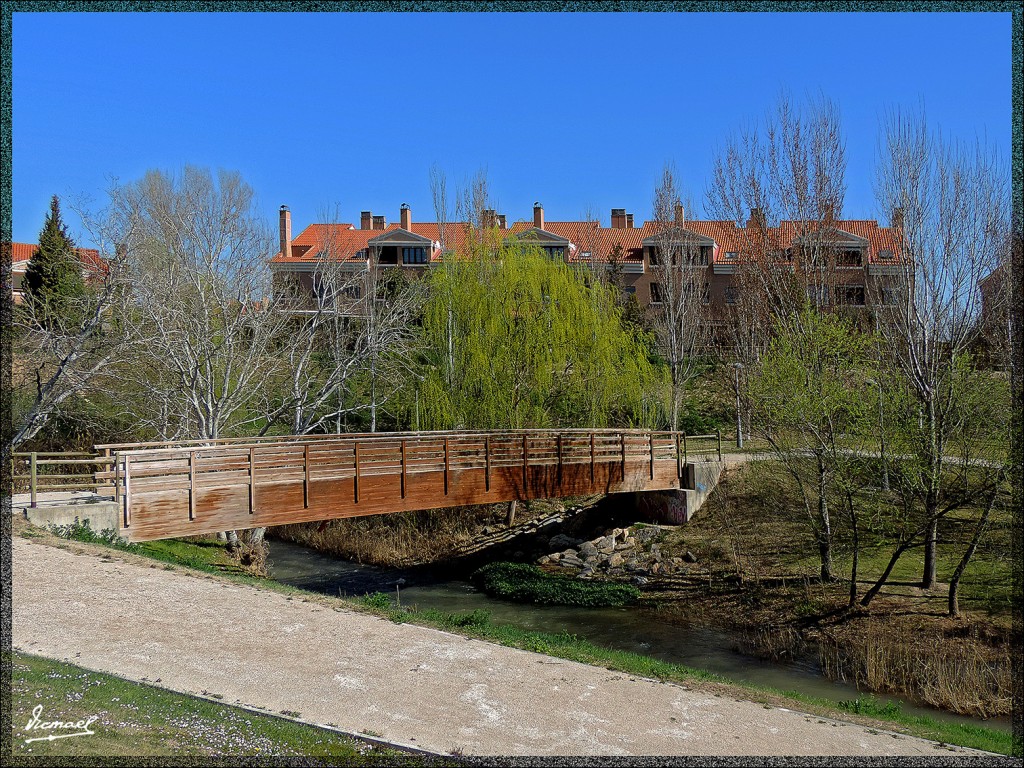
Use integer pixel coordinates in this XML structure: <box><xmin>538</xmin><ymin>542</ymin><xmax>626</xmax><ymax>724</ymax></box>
<box><xmin>266</xmin><ymin>539</ymin><xmax>1011</xmax><ymax>735</ymax></box>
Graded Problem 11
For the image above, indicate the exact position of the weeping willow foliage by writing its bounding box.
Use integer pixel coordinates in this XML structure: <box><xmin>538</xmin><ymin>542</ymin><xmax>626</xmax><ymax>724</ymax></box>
<box><xmin>418</xmin><ymin>240</ymin><xmax>664</xmax><ymax>430</ymax></box>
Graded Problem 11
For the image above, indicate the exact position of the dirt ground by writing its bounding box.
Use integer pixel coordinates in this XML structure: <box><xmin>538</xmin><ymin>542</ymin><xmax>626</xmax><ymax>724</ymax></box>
<box><xmin>10</xmin><ymin>534</ymin><xmax>990</xmax><ymax>757</ymax></box>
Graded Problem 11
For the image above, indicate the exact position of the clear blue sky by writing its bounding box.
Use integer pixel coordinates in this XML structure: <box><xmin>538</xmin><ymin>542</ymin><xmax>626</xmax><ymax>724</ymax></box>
<box><xmin>11</xmin><ymin>10</ymin><xmax>1013</xmax><ymax>246</ymax></box>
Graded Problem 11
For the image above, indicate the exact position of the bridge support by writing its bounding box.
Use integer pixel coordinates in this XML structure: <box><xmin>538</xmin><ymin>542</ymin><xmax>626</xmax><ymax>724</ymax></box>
<box><xmin>625</xmin><ymin>459</ymin><xmax>724</xmax><ymax>526</ymax></box>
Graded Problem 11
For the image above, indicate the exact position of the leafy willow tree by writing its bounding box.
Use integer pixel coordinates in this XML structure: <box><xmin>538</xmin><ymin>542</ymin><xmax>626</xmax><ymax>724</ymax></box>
<box><xmin>417</xmin><ymin>239</ymin><xmax>662</xmax><ymax>430</ymax></box>
<box><xmin>24</xmin><ymin>196</ymin><xmax>87</xmax><ymax>323</ymax></box>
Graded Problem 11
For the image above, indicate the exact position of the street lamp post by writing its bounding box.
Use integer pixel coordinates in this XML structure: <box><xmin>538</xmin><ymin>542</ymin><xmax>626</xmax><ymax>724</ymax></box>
<box><xmin>733</xmin><ymin>362</ymin><xmax>744</xmax><ymax>449</ymax></box>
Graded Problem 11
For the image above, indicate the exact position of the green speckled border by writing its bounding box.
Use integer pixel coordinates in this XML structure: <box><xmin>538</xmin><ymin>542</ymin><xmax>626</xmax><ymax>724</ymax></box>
<box><xmin>0</xmin><ymin>2</ymin><xmax>1020</xmax><ymax>764</ymax></box>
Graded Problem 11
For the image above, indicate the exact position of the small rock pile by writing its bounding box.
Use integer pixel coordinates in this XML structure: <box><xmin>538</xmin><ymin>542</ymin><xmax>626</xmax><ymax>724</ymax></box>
<box><xmin>536</xmin><ymin>525</ymin><xmax>698</xmax><ymax>582</ymax></box>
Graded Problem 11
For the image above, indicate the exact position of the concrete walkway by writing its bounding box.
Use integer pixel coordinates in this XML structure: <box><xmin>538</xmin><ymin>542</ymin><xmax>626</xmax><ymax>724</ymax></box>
<box><xmin>11</xmin><ymin>536</ymin><xmax>981</xmax><ymax>757</ymax></box>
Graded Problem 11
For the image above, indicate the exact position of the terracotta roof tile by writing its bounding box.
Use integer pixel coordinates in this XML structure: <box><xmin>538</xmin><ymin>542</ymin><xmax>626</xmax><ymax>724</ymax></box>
<box><xmin>8</xmin><ymin>241</ymin><xmax>107</xmax><ymax>276</ymax></box>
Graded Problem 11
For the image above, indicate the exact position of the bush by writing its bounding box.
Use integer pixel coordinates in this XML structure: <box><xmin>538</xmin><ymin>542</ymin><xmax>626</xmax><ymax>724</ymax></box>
<box><xmin>472</xmin><ymin>562</ymin><xmax>640</xmax><ymax>607</ymax></box>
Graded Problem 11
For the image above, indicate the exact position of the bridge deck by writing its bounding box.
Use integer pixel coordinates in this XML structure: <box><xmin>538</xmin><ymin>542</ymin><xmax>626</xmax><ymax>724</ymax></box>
<box><xmin>95</xmin><ymin>430</ymin><xmax>720</xmax><ymax>542</ymax></box>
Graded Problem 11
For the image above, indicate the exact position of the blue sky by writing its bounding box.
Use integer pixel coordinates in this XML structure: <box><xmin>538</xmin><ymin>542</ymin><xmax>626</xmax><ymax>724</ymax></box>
<box><xmin>11</xmin><ymin>10</ymin><xmax>1013</xmax><ymax>246</ymax></box>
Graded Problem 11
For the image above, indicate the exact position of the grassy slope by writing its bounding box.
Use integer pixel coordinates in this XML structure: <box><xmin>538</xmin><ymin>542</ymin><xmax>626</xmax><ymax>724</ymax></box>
<box><xmin>7</xmin><ymin>651</ymin><xmax>428</xmax><ymax>761</ymax></box>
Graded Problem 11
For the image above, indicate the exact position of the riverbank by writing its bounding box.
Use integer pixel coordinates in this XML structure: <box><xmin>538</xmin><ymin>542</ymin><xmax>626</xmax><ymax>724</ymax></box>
<box><xmin>13</xmin><ymin>516</ymin><xmax>1015</xmax><ymax>755</ymax></box>
<box><xmin>10</xmin><ymin>530</ymin><xmax>1004</xmax><ymax>757</ymax></box>
<box><xmin>270</xmin><ymin>459</ymin><xmax>1015</xmax><ymax>721</ymax></box>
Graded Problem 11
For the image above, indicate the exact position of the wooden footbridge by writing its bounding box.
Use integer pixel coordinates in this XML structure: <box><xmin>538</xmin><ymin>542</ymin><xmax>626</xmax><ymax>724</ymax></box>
<box><xmin>87</xmin><ymin>430</ymin><xmax>722</xmax><ymax>542</ymax></box>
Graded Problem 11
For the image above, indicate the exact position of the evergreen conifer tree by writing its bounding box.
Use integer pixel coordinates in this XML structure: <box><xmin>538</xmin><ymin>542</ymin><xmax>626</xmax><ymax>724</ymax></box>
<box><xmin>23</xmin><ymin>195</ymin><xmax>86</xmax><ymax>319</ymax></box>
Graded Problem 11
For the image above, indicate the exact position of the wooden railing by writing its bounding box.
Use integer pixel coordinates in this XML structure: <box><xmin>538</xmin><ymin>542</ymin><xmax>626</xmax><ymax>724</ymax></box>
<box><xmin>10</xmin><ymin>452</ymin><xmax>115</xmax><ymax>507</ymax></box>
<box><xmin>94</xmin><ymin>429</ymin><xmax>723</xmax><ymax>542</ymax></box>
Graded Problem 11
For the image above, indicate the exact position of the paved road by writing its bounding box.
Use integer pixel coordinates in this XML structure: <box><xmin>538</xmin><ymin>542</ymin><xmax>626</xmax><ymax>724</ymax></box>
<box><xmin>11</xmin><ymin>536</ymin><xmax>982</xmax><ymax>757</ymax></box>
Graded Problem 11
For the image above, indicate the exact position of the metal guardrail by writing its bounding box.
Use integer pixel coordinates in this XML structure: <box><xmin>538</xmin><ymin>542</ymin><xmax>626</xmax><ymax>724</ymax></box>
<box><xmin>10</xmin><ymin>452</ymin><xmax>114</xmax><ymax>508</ymax></box>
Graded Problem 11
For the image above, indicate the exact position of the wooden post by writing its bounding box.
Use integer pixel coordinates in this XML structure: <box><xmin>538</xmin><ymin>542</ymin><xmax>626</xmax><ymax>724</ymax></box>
<box><xmin>188</xmin><ymin>451</ymin><xmax>196</xmax><ymax>521</ymax></box>
<box><xmin>123</xmin><ymin>454</ymin><xmax>131</xmax><ymax>528</ymax></box>
<box><xmin>303</xmin><ymin>444</ymin><xmax>310</xmax><ymax>509</ymax></box>
<box><xmin>484</xmin><ymin>436</ymin><xmax>491</xmax><ymax>492</ymax></box>
<box><xmin>590</xmin><ymin>432</ymin><xmax>596</xmax><ymax>485</ymax></box>
<box><xmin>249</xmin><ymin>447</ymin><xmax>256</xmax><ymax>514</ymax></box>
<box><xmin>676</xmin><ymin>433</ymin><xmax>682</xmax><ymax>481</ymax></box>
<box><xmin>114</xmin><ymin>452</ymin><xmax>121</xmax><ymax>504</ymax></box>
<box><xmin>683</xmin><ymin>433</ymin><xmax>688</xmax><ymax>465</ymax></box>
<box><xmin>620</xmin><ymin>433</ymin><xmax>626</xmax><ymax>482</ymax></box>
<box><xmin>716</xmin><ymin>429</ymin><xmax>722</xmax><ymax>462</ymax></box>
<box><xmin>507</xmin><ymin>499</ymin><xmax>517</xmax><ymax>527</ymax></box>
<box><xmin>401</xmin><ymin>439</ymin><xmax>407</xmax><ymax>499</ymax></box>
<box><xmin>29</xmin><ymin>452</ymin><xmax>37</xmax><ymax>508</ymax></box>
<box><xmin>443</xmin><ymin>438</ymin><xmax>450</xmax><ymax>495</ymax></box>
<box><xmin>649</xmin><ymin>433</ymin><xmax>655</xmax><ymax>480</ymax></box>
<box><xmin>556</xmin><ymin>434</ymin><xmax>562</xmax><ymax>488</ymax></box>
<box><xmin>522</xmin><ymin>434</ymin><xmax>529</xmax><ymax>490</ymax></box>
<box><xmin>354</xmin><ymin>442</ymin><xmax>360</xmax><ymax>503</ymax></box>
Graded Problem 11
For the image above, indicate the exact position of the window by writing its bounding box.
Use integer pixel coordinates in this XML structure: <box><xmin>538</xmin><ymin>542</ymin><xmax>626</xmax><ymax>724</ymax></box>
<box><xmin>402</xmin><ymin>246</ymin><xmax>427</xmax><ymax>264</ymax></box>
<box><xmin>877</xmin><ymin>249</ymin><xmax>895</xmax><ymax>261</ymax></box>
<box><xmin>806</xmin><ymin>284</ymin><xmax>829</xmax><ymax>306</ymax></box>
<box><xmin>542</xmin><ymin>246</ymin><xmax>565</xmax><ymax>259</ymax></box>
<box><xmin>623</xmin><ymin>285</ymin><xmax>637</xmax><ymax>295</ymax></box>
<box><xmin>835</xmin><ymin>285</ymin><xmax>866</xmax><ymax>306</ymax></box>
<box><xmin>648</xmin><ymin>246</ymin><xmax>660</xmax><ymax>265</ymax></box>
<box><xmin>703</xmin><ymin>282</ymin><xmax>710</xmax><ymax>305</ymax></box>
<box><xmin>580</xmin><ymin>251</ymin><xmax>592</xmax><ymax>260</ymax></box>
<box><xmin>342</xmin><ymin>284</ymin><xmax>362</xmax><ymax>299</ymax></box>
<box><xmin>650</xmin><ymin>283</ymin><xmax>665</xmax><ymax>304</ymax></box>
<box><xmin>724</xmin><ymin>251</ymin><xmax>739</xmax><ymax>261</ymax></box>
<box><xmin>881</xmin><ymin>287</ymin><xmax>900</xmax><ymax>306</ymax></box>
<box><xmin>838</xmin><ymin>249</ymin><xmax>863</xmax><ymax>267</ymax></box>
<box><xmin>724</xmin><ymin>286</ymin><xmax>739</xmax><ymax>305</ymax></box>
<box><xmin>698</xmin><ymin>245</ymin><xmax>712</xmax><ymax>264</ymax></box>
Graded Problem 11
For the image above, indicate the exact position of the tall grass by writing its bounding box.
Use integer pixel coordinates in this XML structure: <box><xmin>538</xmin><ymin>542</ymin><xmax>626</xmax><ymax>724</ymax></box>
<box><xmin>818</xmin><ymin>623</ymin><xmax>1012</xmax><ymax>718</ymax></box>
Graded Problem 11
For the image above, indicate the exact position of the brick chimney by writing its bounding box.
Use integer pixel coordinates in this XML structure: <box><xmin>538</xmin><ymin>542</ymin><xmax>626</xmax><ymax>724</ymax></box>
<box><xmin>747</xmin><ymin>208</ymin><xmax>766</xmax><ymax>230</ymax></box>
<box><xmin>533</xmin><ymin>202</ymin><xmax>544</xmax><ymax>230</ymax></box>
<box><xmin>372</xmin><ymin>215</ymin><xmax>386</xmax><ymax>231</ymax></box>
<box><xmin>482</xmin><ymin>208</ymin><xmax>497</xmax><ymax>229</ymax></box>
<box><xmin>361</xmin><ymin>211</ymin><xmax>372</xmax><ymax>230</ymax></box>
<box><xmin>400</xmin><ymin>203</ymin><xmax>411</xmax><ymax>231</ymax></box>
<box><xmin>497</xmin><ymin>213</ymin><xmax>507</xmax><ymax>230</ymax></box>
<box><xmin>626</xmin><ymin>213</ymin><xmax>634</xmax><ymax>228</ymax></box>
<box><xmin>611</xmin><ymin>208</ymin><xmax>627</xmax><ymax>229</ymax></box>
<box><xmin>279</xmin><ymin>205</ymin><xmax>292</xmax><ymax>259</ymax></box>
<box><xmin>674</xmin><ymin>202</ymin><xmax>685</xmax><ymax>225</ymax></box>
<box><xmin>892</xmin><ymin>206</ymin><xmax>904</xmax><ymax>229</ymax></box>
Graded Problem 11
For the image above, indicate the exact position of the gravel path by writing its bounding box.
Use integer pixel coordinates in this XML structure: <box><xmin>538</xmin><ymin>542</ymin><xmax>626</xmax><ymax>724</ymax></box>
<box><xmin>11</xmin><ymin>536</ymin><xmax>982</xmax><ymax>757</ymax></box>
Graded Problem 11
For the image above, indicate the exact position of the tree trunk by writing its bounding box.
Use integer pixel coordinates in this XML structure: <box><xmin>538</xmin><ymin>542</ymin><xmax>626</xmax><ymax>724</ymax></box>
<box><xmin>817</xmin><ymin>452</ymin><xmax>834</xmax><ymax>582</ymax></box>
<box><xmin>921</xmin><ymin>517</ymin><xmax>938</xmax><ymax>589</ymax></box>
<box><xmin>846</xmin><ymin>490</ymin><xmax>859</xmax><ymax>608</ymax></box>
<box><xmin>861</xmin><ymin>536</ymin><xmax>916</xmax><ymax>607</ymax></box>
<box><xmin>948</xmin><ymin>491</ymin><xmax>996</xmax><ymax>617</ymax></box>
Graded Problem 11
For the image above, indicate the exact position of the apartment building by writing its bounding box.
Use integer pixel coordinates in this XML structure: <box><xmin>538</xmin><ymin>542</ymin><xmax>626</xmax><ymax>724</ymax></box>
<box><xmin>269</xmin><ymin>202</ymin><xmax>904</xmax><ymax>316</ymax></box>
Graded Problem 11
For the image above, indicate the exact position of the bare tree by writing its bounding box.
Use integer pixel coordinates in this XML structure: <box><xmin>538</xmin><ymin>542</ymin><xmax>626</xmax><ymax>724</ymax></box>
<box><xmin>706</xmin><ymin>92</ymin><xmax>848</xmax><ymax>360</ymax></box>
<box><xmin>10</xmin><ymin>247</ymin><xmax>135</xmax><ymax>449</ymax></box>
<box><xmin>649</xmin><ymin>164</ymin><xmax>711</xmax><ymax>431</ymax></box>
<box><xmin>105</xmin><ymin>167</ymin><xmax>290</xmax><ymax>441</ymax></box>
<box><xmin>871</xmin><ymin>107</ymin><xmax>1011</xmax><ymax>590</ymax></box>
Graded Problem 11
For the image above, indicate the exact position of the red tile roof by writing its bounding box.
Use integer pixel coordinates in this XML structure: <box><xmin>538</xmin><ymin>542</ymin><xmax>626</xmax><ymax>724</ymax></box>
<box><xmin>271</xmin><ymin>224</ymin><xmax>374</xmax><ymax>263</ymax></box>
<box><xmin>8</xmin><ymin>242</ymin><xmax>107</xmax><ymax>275</ymax></box>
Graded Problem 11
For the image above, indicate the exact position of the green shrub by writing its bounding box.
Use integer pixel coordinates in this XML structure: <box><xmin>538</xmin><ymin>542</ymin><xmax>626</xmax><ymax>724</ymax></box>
<box><xmin>472</xmin><ymin>562</ymin><xmax>640</xmax><ymax>607</ymax></box>
<box><xmin>359</xmin><ymin>592</ymin><xmax>392</xmax><ymax>610</ymax></box>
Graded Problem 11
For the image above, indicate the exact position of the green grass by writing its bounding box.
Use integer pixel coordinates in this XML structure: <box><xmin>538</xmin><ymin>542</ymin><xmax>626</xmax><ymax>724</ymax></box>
<box><xmin>472</xmin><ymin>561</ymin><xmax>641</xmax><ymax>607</ymax></box>
<box><xmin>8</xmin><ymin>651</ymin><xmax>426</xmax><ymax>760</ymax></box>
